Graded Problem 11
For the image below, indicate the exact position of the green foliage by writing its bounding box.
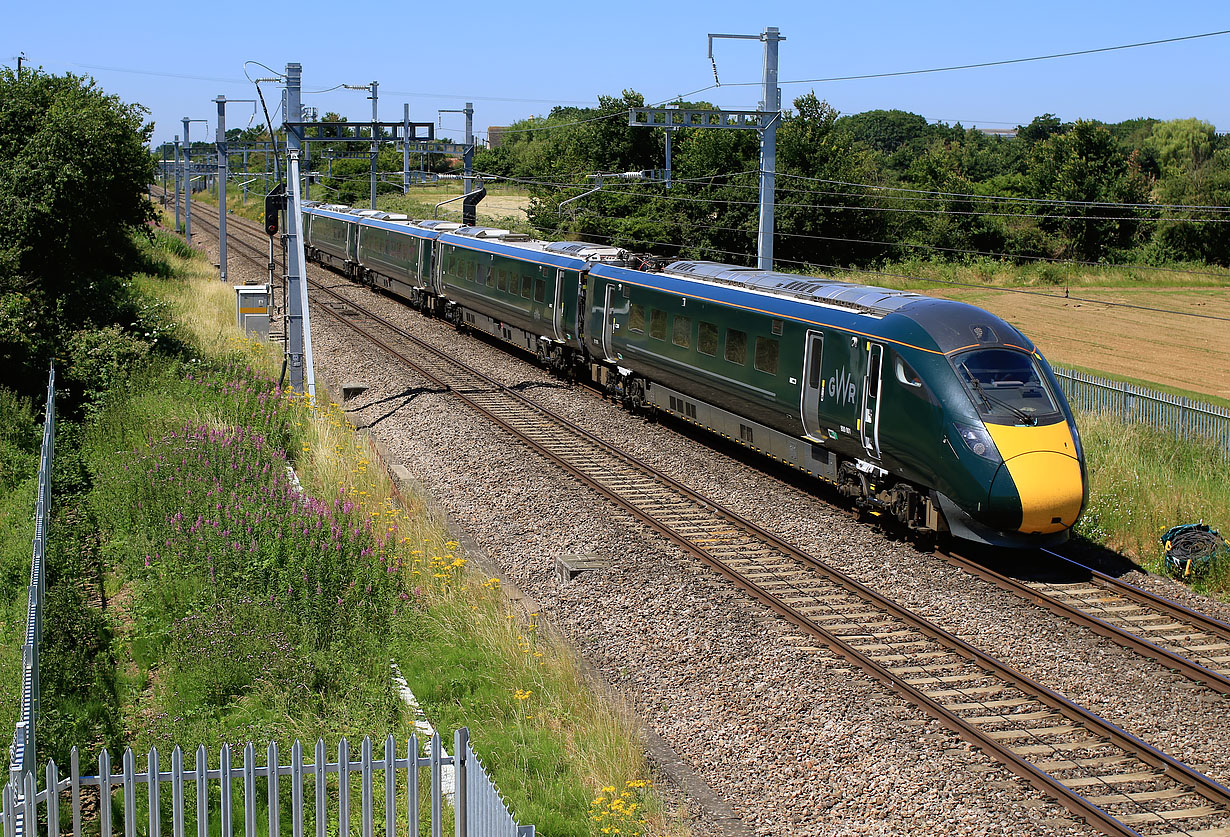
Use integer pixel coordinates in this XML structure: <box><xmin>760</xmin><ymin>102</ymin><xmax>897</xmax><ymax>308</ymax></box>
<box><xmin>0</xmin><ymin>68</ymin><xmax>155</xmax><ymax>396</ymax></box>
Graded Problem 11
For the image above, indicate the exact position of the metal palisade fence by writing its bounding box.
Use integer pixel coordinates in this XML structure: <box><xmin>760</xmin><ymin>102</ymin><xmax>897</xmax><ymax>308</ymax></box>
<box><xmin>2</xmin><ymin>730</ymin><xmax>533</xmax><ymax>837</ymax></box>
<box><xmin>1053</xmin><ymin>365</ymin><xmax>1230</xmax><ymax>457</ymax></box>
<box><xmin>8</xmin><ymin>367</ymin><xmax>54</xmax><ymax>789</ymax></box>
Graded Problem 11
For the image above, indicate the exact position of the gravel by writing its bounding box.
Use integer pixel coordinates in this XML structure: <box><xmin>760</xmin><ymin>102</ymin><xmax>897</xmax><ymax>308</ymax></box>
<box><xmin>196</xmin><ymin>217</ymin><xmax>1230</xmax><ymax>835</ymax></box>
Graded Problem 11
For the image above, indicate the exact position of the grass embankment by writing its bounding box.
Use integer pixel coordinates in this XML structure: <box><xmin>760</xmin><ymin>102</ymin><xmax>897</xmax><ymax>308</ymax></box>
<box><xmin>1074</xmin><ymin>412</ymin><xmax>1230</xmax><ymax>597</ymax></box>
<box><xmin>27</xmin><ymin>229</ymin><xmax>680</xmax><ymax>837</ymax></box>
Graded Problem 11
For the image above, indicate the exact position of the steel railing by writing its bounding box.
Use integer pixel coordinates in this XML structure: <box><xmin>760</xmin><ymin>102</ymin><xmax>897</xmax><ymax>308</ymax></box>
<box><xmin>8</xmin><ymin>367</ymin><xmax>54</xmax><ymax>794</ymax></box>
<box><xmin>1</xmin><ymin>730</ymin><xmax>532</xmax><ymax>837</ymax></box>
<box><xmin>1054</xmin><ymin>365</ymin><xmax>1230</xmax><ymax>456</ymax></box>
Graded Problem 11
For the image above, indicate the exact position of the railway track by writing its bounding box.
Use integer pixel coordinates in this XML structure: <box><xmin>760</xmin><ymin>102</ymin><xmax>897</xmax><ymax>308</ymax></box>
<box><xmin>187</xmin><ymin>200</ymin><xmax>1230</xmax><ymax>836</ymax></box>
<box><xmin>943</xmin><ymin>548</ymin><xmax>1230</xmax><ymax>696</ymax></box>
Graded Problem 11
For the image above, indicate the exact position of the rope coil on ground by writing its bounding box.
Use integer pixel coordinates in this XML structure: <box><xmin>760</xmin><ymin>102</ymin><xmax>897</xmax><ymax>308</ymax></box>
<box><xmin>1162</xmin><ymin>523</ymin><xmax>1228</xmax><ymax>577</ymax></box>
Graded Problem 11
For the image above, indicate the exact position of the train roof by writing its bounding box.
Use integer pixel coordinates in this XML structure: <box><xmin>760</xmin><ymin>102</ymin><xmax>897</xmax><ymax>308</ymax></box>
<box><xmin>662</xmin><ymin>261</ymin><xmax>928</xmax><ymax>315</ymax></box>
<box><xmin>591</xmin><ymin>261</ymin><xmax>1034</xmax><ymax>357</ymax></box>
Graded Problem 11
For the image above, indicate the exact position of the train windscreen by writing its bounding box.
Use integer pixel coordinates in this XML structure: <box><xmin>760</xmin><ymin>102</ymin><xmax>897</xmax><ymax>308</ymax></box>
<box><xmin>953</xmin><ymin>348</ymin><xmax>1060</xmax><ymax>425</ymax></box>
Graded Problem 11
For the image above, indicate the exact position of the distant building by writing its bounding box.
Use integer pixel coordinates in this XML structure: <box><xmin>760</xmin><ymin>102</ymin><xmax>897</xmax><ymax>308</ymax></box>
<box><xmin>487</xmin><ymin>126</ymin><xmax>509</xmax><ymax>148</ymax></box>
<box><xmin>975</xmin><ymin>127</ymin><xmax>1019</xmax><ymax>138</ymax></box>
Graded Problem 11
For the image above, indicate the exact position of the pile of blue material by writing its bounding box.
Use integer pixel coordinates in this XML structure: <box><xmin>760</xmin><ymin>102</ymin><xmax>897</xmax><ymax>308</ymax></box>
<box><xmin>1162</xmin><ymin>523</ymin><xmax>1228</xmax><ymax>578</ymax></box>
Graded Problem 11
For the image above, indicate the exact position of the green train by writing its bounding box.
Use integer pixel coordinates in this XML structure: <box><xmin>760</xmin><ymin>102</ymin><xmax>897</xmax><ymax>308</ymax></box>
<box><xmin>304</xmin><ymin>203</ymin><xmax>1086</xmax><ymax>547</ymax></box>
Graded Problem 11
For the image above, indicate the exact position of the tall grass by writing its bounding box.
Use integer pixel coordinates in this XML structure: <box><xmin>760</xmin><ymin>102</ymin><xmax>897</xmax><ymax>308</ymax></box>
<box><xmin>1075</xmin><ymin>411</ymin><xmax>1230</xmax><ymax>596</ymax></box>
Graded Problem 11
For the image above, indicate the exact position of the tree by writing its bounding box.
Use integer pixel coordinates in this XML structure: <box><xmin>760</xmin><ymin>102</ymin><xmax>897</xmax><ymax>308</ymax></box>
<box><xmin>1027</xmin><ymin>120</ymin><xmax>1149</xmax><ymax>260</ymax></box>
<box><xmin>0</xmin><ymin>68</ymin><xmax>154</xmax><ymax>393</ymax></box>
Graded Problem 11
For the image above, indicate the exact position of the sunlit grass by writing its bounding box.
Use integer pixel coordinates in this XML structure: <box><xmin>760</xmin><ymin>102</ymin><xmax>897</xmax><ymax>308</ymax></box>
<box><xmin>1075</xmin><ymin>410</ymin><xmax>1230</xmax><ymax>597</ymax></box>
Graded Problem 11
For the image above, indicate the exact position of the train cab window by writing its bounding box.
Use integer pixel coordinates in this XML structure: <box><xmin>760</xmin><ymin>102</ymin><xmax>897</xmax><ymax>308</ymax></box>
<box><xmin>650</xmin><ymin>310</ymin><xmax>667</xmax><ymax>340</ymax></box>
<box><xmin>629</xmin><ymin>303</ymin><xmax>645</xmax><ymax>333</ymax></box>
<box><xmin>754</xmin><ymin>336</ymin><xmax>779</xmax><ymax>375</ymax></box>
<box><xmin>698</xmin><ymin>322</ymin><xmax>718</xmax><ymax>356</ymax></box>
<box><xmin>520</xmin><ymin>273</ymin><xmax>533</xmax><ymax>299</ymax></box>
<box><xmin>672</xmin><ymin>315</ymin><xmax>691</xmax><ymax>348</ymax></box>
<box><xmin>534</xmin><ymin>278</ymin><xmax>547</xmax><ymax>303</ymax></box>
<box><xmin>953</xmin><ymin>348</ymin><xmax>1061</xmax><ymax>424</ymax></box>
<box><xmin>724</xmin><ymin>328</ymin><xmax>747</xmax><ymax>365</ymax></box>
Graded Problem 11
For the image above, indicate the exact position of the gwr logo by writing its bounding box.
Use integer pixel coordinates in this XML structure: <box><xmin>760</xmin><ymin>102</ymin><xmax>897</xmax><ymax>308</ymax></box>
<box><xmin>828</xmin><ymin>367</ymin><xmax>858</xmax><ymax>406</ymax></box>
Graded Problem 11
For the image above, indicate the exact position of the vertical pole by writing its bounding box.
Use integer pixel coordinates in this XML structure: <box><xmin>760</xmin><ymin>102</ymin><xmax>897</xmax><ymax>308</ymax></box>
<box><xmin>216</xmin><ymin>96</ymin><xmax>228</xmax><ymax>282</ymax></box>
<box><xmin>243</xmin><ymin>148</ymin><xmax>249</xmax><ymax>201</ymax></box>
<box><xmin>756</xmin><ymin>26</ymin><xmax>781</xmax><ymax>271</ymax></box>
<box><xmin>304</xmin><ymin>117</ymin><xmax>312</xmax><ymax>202</ymax></box>
<box><xmin>174</xmin><ymin>135</ymin><xmax>182</xmax><ymax>233</ymax></box>
<box><xmin>183</xmin><ymin>117</ymin><xmax>193</xmax><ymax>245</ymax></box>
<box><xmin>370</xmin><ymin>81</ymin><xmax>379</xmax><ymax>209</ymax></box>
<box><xmin>283</xmin><ymin>62</ymin><xmax>315</xmax><ymax>398</ymax></box>
<box><xmin>665</xmin><ymin>126</ymin><xmax>673</xmax><ymax>190</ymax></box>
<box><xmin>403</xmin><ymin>104</ymin><xmax>411</xmax><ymax>194</ymax></box>
<box><xmin>162</xmin><ymin>144</ymin><xmax>169</xmax><ymax>194</ymax></box>
<box><xmin>463</xmin><ymin>102</ymin><xmax>474</xmax><ymax>196</ymax></box>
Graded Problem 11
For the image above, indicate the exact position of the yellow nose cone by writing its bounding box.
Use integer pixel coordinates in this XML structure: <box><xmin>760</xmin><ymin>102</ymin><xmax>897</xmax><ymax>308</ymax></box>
<box><xmin>985</xmin><ymin>422</ymin><xmax>1084</xmax><ymax>534</ymax></box>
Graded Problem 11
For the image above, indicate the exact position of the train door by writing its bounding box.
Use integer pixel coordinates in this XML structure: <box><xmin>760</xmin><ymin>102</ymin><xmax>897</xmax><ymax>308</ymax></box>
<box><xmin>553</xmin><ymin>269</ymin><xmax>565</xmax><ymax>341</ymax></box>
<box><xmin>819</xmin><ymin>332</ymin><xmax>863</xmax><ymax>439</ymax></box>
<box><xmin>601</xmin><ymin>284</ymin><xmax>615</xmax><ymax>359</ymax></box>
<box><xmin>800</xmin><ymin>330</ymin><xmax>824</xmax><ymax>440</ymax></box>
<box><xmin>860</xmin><ymin>342</ymin><xmax>884</xmax><ymax>459</ymax></box>
<box><xmin>416</xmin><ymin>240</ymin><xmax>424</xmax><ymax>285</ymax></box>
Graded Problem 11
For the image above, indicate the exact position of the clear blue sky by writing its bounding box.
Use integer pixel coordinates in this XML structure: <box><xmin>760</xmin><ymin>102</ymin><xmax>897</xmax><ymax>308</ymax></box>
<box><xmin>6</xmin><ymin>0</ymin><xmax>1230</xmax><ymax>148</ymax></box>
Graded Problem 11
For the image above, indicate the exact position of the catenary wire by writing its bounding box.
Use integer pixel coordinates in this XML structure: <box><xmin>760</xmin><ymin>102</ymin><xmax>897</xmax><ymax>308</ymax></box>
<box><xmin>711</xmin><ymin>29</ymin><xmax>1230</xmax><ymax>87</ymax></box>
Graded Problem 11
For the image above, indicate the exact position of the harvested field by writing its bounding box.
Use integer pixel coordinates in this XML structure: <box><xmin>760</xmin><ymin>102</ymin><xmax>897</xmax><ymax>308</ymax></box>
<box><xmin>933</xmin><ymin>285</ymin><xmax>1230</xmax><ymax>401</ymax></box>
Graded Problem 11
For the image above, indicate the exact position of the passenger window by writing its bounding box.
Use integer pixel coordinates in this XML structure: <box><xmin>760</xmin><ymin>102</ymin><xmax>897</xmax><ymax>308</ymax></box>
<box><xmin>485</xmin><ymin>264</ymin><xmax>494</xmax><ymax>287</ymax></box>
<box><xmin>534</xmin><ymin>278</ymin><xmax>547</xmax><ymax>303</ymax></box>
<box><xmin>672</xmin><ymin>316</ymin><xmax>691</xmax><ymax>348</ymax></box>
<box><xmin>629</xmin><ymin>303</ymin><xmax>645</xmax><ymax>333</ymax></box>
<box><xmin>895</xmin><ymin>357</ymin><xmax>922</xmax><ymax>388</ymax></box>
<box><xmin>521</xmin><ymin>274</ymin><xmax>532</xmax><ymax>299</ymax></box>
<box><xmin>755</xmin><ymin>337</ymin><xmax>779</xmax><ymax>375</ymax></box>
<box><xmin>649</xmin><ymin>310</ymin><xmax>667</xmax><ymax>340</ymax></box>
<box><xmin>496</xmin><ymin>269</ymin><xmax>507</xmax><ymax>291</ymax></box>
<box><xmin>698</xmin><ymin>322</ymin><xmax>717</xmax><ymax>356</ymax></box>
<box><xmin>725</xmin><ymin>329</ymin><xmax>747</xmax><ymax>365</ymax></box>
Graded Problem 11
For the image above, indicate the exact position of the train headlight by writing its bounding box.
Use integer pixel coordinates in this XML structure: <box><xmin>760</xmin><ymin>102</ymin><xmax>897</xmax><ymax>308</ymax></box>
<box><xmin>954</xmin><ymin>422</ymin><xmax>1001</xmax><ymax>461</ymax></box>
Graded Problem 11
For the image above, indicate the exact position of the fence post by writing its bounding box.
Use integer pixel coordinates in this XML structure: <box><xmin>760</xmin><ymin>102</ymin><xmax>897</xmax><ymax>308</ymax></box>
<box><xmin>314</xmin><ymin>739</ymin><xmax>326</xmax><ymax>837</ymax></box>
<box><xmin>71</xmin><ymin>746</ymin><xmax>81</xmax><ymax>837</ymax></box>
<box><xmin>292</xmin><ymin>740</ymin><xmax>304</xmax><ymax>837</ymax></box>
<box><xmin>430</xmin><ymin>735</ymin><xmax>442</xmax><ymax>837</ymax></box>
<box><xmin>1180</xmin><ymin>396</ymin><xmax>1189</xmax><ymax>440</ymax></box>
<box><xmin>195</xmin><ymin>744</ymin><xmax>208</xmax><ymax>837</ymax></box>
<box><xmin>382</xmin><ymin>736</ymin><xmax>395</xmax><ymax>837</ymax></box>
<box><xmin>100</xmin><ymin>749</ymin><xmax>112</xmax><ymax>837</ymax></box>
<box><xmin>123</xmin><ymin>749</ymin><xmax>136</xmax><ymax>837</ymax></box>
<box><xmin>266</xmin><ymin>742</ymin><xmax>279</xmax><ymax>837</ymax></box>
<box><xmin>407</xmin><ymin>736</ymin><xmax>418</xmax><ymax>837</ymax></box>
<box><xmin>220</xmin><ymin>744</ymin><xmax>232</xmax><ymax>837</ymax></box>
<box><xmin>149</xmin><ymin>747</ymin><xmax>161</xmax><ymax>837</ymax></box>
<box><xmin>171</xmin><ymin>747</ymin><xmax>183</xmax><ymax>837</ymax></box>
<box><xmin>46</xmin><ymin>759</ymin><xmax>59</xmax><ymax>837</ymax></box>
<box><xmin>338</xmin><ymin>738</ymin><xmax>349</xmax><ymax>837</ymax></box>
<box><xmin>453</xmin><ymin>729</ymin><xmax>468</xmax><ymax>837</ymax></box>
<box><xmin>360</xmin><ymin>738</ymin><xmax>373</xmax><ymax>837</ymax></box>
<box><xmin>1120</xmin><ymin>379</ymin><xmax>1128</xmax><ymax>422</ymax></box>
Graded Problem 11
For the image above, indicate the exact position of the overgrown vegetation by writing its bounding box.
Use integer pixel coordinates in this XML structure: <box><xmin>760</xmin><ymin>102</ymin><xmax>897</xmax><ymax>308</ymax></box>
<box><xmin>1074</xmin><ymin>412</ymin><xmax>1230</xmax><ymax>596</ymax></box>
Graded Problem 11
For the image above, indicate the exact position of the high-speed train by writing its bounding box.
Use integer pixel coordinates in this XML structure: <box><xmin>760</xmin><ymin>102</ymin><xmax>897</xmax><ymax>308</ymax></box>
<box><xmin>303</xmin><ymin>203</ymin><xmax>1086</xmax><ymax>547</ymax></box>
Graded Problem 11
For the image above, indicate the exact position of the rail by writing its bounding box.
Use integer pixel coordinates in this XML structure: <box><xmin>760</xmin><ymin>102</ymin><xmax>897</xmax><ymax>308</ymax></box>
<box><xmin>1</xmin><ymin>730</ymin><xmax>532</xmax><ymax>837</ymax></box>
<box><xmin>1054</xmin><ymin>365</ymin><xmax>1230</xmax><ymax>456</ymax></box>
<box><xmin>8</xmin><ymin>367</ymin><xmax>55</xmax><ymax>790</ymax></box>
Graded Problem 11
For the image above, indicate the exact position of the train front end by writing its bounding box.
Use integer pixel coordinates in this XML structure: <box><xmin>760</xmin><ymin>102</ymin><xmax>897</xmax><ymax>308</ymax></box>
<box><xmin>939</xmin><ymin>344</ymin><xmax>1087</xmax><ymax>546</ymax></box>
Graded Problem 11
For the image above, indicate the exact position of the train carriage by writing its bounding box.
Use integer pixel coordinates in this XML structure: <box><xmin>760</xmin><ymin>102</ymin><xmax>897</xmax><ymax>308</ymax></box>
<box><xmin>356</xmin><ymin>216</ymin><xmax>441</xmax><ymax>304</ymax></box>
<box><xmin>586</xmin><ymin>260</ymin><xmax>1085</xmax><ymax>546</ymax></box>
